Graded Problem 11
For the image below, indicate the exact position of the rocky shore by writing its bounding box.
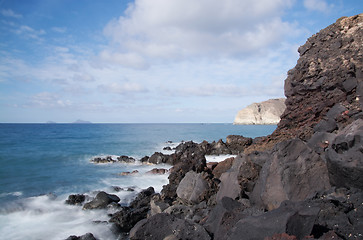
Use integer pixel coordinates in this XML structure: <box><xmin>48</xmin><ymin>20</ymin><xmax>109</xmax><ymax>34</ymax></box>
<box><xmin>65</xmin><ymin>14</ymin><xmax>363</xmax><ymax>240</ymax></box>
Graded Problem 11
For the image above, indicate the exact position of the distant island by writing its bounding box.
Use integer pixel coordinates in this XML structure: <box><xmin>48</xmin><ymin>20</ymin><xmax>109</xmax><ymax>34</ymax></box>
<box><xmin>73</xmin><ymin>119</ymin><xmax>92</xmax><ymax>124</ymax></box>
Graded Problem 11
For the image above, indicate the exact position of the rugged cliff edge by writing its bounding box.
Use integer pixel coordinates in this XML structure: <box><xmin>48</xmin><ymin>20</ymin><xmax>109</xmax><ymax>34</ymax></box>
<box><xmin>233</xmin><ymin>98</ymin><xmax>286</xmax><ymax>125</ymax></box>
<box><xmin>66</xmin><ymin>14</ymin><xmax>363</xmax><ymax>240</ymax></box>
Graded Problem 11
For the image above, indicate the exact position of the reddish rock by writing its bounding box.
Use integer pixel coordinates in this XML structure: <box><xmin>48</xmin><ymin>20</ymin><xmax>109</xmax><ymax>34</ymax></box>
<box><xmin>212</xmin><ymin>157</ymin><xmax>234</xmax><ymax>179</ymax></box>
<box><xmin>146</xmin><ymin>168</ymin><xmax>168</xmax><ymax>175</ymax></box>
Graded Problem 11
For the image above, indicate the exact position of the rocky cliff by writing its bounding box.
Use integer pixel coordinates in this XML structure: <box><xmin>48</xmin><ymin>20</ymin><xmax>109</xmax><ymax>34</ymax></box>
<box><xmin>233</xmin><ymin>98</ymin><xmax>286</xmax><ymax>125</ymax></box>
<box><xmin>248</xmin><ymin>13</ymin><xmax>363</xmax><ymax>152</ymax></box>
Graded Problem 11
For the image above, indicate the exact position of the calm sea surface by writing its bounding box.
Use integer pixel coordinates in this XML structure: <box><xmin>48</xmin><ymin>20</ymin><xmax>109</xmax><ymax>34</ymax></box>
<box><xmin>0</xmin><ymin>123</ymin><xmax>275</xmax><ymax>239</ymax></box>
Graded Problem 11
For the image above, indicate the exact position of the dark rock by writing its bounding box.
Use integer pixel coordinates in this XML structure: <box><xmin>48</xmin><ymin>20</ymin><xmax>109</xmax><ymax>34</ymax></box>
<box><xmin>109</xmin><ymin>187</ymin><xmax>155</xmax><ymax>232</ymax></box>
<box><xmin>212</xmin><ymin>157</ymin><xmax>234</xmax><ymax>179</ymax></box>
<box><xmin>146</xmin><ymin>168</ymin><xmax>168</xmax><ymax>175</ymax></box>
<box><xmin>65</xmin><ymin>194</ymin><xmax>86</xmax><ymax>205</ymax></box>
<box><xmin>326</xmin><ymin>119</ymin><xmax>363</xmax><ymax>190</ymax></box>
<box><xmin>216</xmin><ymin>153</ymin><xmax>261</xmax><ymax>202</ymax></box>
<box><xmin>176</xmin><ymin>171</ymin><xmax>209</xmax><ymax>204</ymax></box>
<box><xmin>117</xmin><ymin>155</ymin><xmax>135</xmax><ymax>163</ymax></box>
<box><xmin>313</xmin><ymin>118</ymin><xmax>337</xmax><ymax>133</ymax></box>
<box><xmin>140</xmin><ymin>156</ymin><xmax>149</xmax><ymax>163</ymax></box>
<box><xmin>251</xmin><ymin>139</ymin><xmax>331</xmax><ymax>210</ymax></box>
<box><xmin>210</xmin><ymin>139</ymin><xmax>232</xmax><ymax>155</ymax></box>
<box><xmin>129</xmin><ymin>187</ymin><xmax>155</xmax><ymax>209</ymax></box>
<box><xmin>225</xmin><ymin>135</ymin><xmax>253</xmax><ymax>154</ymax></box>
<box><xmin>163</xmin><ymin>146</ymin><xmax>172</xmax><ymax>151</ymax></box>
<box><xmin>129</xmin><ymin>213</ymin><xmax>211</xmax><ymax>240</ymax></box>
<box><xmin>225</xmin><ymin>200</ymin><xmax>320</xmax><ymax>240</ymax></box>
<box><xmin>118</xmin><ymin>170</ymin><xmax>139</xmax><ymax>176</ymax></box>
<box><xmin>83</xmin><ymin>191</ymin><xmax>120</xmax><ymax>210</ymax></box>
<box><xmin>148</xmin><ymin>152</ymin><xmax>172</xmax><ymax>164</ymax></box>
<box><xmin>91</xmin><ymin>156</ymin><xmax>115</xmax><ymax>164</ymax></box>
<box><xmin>206</xmin><ymin>161</ymin><xmax>218</xmax><ymax>171</ymax></box>
<box><xmin>307</xmin><ymin>132</ymin><xmax>336</xmax><ymax>155</ymax></box>
<box><xmin>65</xmin><ymin>233</ymin><xmax>97</xmax><ymax>240</ymax></box>
<box><xmin>204</xmin><ymin>197</ymin><xmax>247</xmax><ymax>239</ymax></box>
<box><xmin>149</xmin><ymin>194</ymin><xmax>170</xmax><ymax>216</ymax></box>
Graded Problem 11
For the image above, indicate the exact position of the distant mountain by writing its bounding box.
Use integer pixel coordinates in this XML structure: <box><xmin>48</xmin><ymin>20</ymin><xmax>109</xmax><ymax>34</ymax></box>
<box><xmin>73</xmin><ymin>119</ymin><xmax>92</xmax><ymax>124</ymax></box>
<box><xmin>233</xmin><ymin>98</ymin><xmax>286</xmax><ymax>125</ymax></box>
<box><xmin>46</xmin><ymin>121</ymin><xmax>57</xmax><ymax>124</ymax></box>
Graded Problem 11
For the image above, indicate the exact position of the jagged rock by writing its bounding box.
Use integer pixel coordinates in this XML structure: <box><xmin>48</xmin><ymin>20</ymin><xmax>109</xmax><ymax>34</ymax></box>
<box><xmin>246</xmin><ymin>14</ymin><xmax>363</xmax><ymax>152</ymax></box>
<box><xmin>250</xmin><ymin>139</ymin><xmax>331</xmax><ymax>210</ymax></box>
<box><xmin>83</xmin><ymin>191</ymin><xmax>120</xmax><ymax>210</ymax></box>
<box><xmin>210</xmin><ymin>139</ymin><xmax>232</xmax><ymax>155</ymax></box>
<box><xmin>225</xmin><ymin>135</ymin><xmax>253</xmax><ymax>154</ymax></box>
<box><xmin>91</xmin><ymin>156</ymin><xmax>115</xmax><ymax>164</ymax></box>
<box><xmin>117</xmin><ymin>155</ymin><xmax>135</xmax><ymax>163</ymax></box>
<box><xmin>109</xmin><ymin>187</ymin><xmax>155</xmax><ymax>232</ymax></box>
<box><xmin>226</xmin><ymin>200</ymin><xmax>320</xmax><ymax>240</ymax></box>
<box><xmin>65</xmin><ymin>233</ymin><xmax>97</xmax><ymax>240</ymax></box>
<box><xmin>216</xmin><ymin>153</ymin><xmax>261</xmax><ymax>202</ymax></box>
<box><xmin>204</xmin><ymin>197</ymin><xmax>247</xmax><ymax>239</ymax></box>
<box><xmin>176</xmin><ymin>171</ymin><xmax>209</xmax><ymax>204</ymax></box>
<box><xmin>65</xmin><ymin>194</ymin><xmax>86</xmax><ymax>205</ymax></box>
<box><xmin>118</xmin><ymin>170</ymin><xmax>139</xmax><ymax>176</ymax></box>
<box><xmin>146</xmin><ymin>168</ymin><xmax>168</xmax><ymax>174</ymax></box>
<box><xmin>326</xmin><ymin>119</ymin><xmax>363</xmax><ymax>190</ymax></box>
<box><xmin>212</xmin><ymin>157</ymin><xmax>234</xmax><ymax>179</ymax></box>
<box><xmin>234</xmin><ymin>98</ymin><xmax>286</xmax><ymax>125</ymax></box>
<box><xmin>149</xmin><ymin>194</ymin><xmax>170</xmax><ymax>216</ymax></box>
<box><xmin>148</xmin><ymin>152</ymin><xmax>172</xmax><ymax>164</ymax></box>
<box><xmin>129</xmin><ymin>213</ymin><xmax>211</xmax><ymax>240</ymax></box>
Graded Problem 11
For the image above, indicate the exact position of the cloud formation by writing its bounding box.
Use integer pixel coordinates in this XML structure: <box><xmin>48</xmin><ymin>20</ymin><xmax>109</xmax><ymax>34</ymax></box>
<box><xmin>0</xmin><ymin>9</ymin><xmax>22</xmax><ymax>18</ymax></box>
<box><xmin>303</xmin><ymin>0</ymin><xmax>331</xmax><ymax>12</ymax></box>
<box><xmin>103</xmin><ymin>0</ymin><xmax>296</xmax><ymax>68</ymax></box>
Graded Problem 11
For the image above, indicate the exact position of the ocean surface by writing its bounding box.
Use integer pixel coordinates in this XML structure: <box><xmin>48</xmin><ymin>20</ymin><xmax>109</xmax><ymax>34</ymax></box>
<box><xmin>0</xmin><ymin>123</ymin><xmax>276</xmax><ymax>239</ymax></box>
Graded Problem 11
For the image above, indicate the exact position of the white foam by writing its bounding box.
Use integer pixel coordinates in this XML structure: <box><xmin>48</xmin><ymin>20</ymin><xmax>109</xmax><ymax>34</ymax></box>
<box><xmin>0</xmin><ymin>164</ymin><xmax>171</xmax><ymax>240</ymax></box>
<box><xmin>205</xmin><ymin>154</ymin><xmax>236</xmax><ymax>163</ymax></box>
<box><xmin>0</xmin><ymin>191</ymin><xmax>23</xmax><ymax>198</ymax></box>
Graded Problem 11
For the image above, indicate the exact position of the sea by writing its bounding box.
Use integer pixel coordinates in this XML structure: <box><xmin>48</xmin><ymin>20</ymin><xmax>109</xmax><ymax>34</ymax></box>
<box><xmin>0</xmin><ymin>123</ymin><xmax>276</xmax><ymax>240</ymax></box>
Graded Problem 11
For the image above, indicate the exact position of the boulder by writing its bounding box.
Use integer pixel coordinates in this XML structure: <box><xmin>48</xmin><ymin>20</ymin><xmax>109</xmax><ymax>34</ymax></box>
<box><xmin>146</xmin><ymin>168</ymin><xmax>168</xmax><ymax>175</ymax></box>
<box><xmin>148</xmin><ymin>152</ymin><xmax>172</xmax><ymax>164</ymax></box>
<box><xmin>129</xmin><ymin>187</ymin><xmax>155</xmax><ymax>209</ymax></box>
<box><xmin>83</xmin><ymin>191</ymin><xmax>120</xmax><ymax>210</ymax></box>
<box><xmin>216</xmin><ymin>153</ymin><xmax>261</xmax><ymax>202</ymax></box>
<box><xmin>250</xmin><ymin>139</ymin><xmax>331</xmax><ymax>210</ymax></box>
<box><xmin>91</xmin><ymin>156</ymin><xmax>115</xmax><ymax>164</ymax></box>
<box><xmin>226</xmin><ymin>200</ymin><xmax>320</xmax><ymax>240</ymax></box>
<box><xmin>326</xmin><ymin>119</ymin><xmax>363</xmax><ymax>190</ymax></box>
<box><xmin>65</xmin><ymin>194</ymin><xmax>86</xmax><ymax>205</ymax></box>
<box><xmin>212</xmin><ymin>157</ymin><xmax>234</xmax><ymax>179</ymax></box>
<box><xmin>210</xmin><ymin>139</ymin><xmax>232</xmax><ymax>155</ymax></box>
<box><xmin>176</xmin><ymin>171</ymin><xmax>209</xmax><ymax>204</ymax></box>
<box><xmin>129</xmin><ymin>213</ymin><xmax>211</xmax><ymax>240</ymax></box>
<box><xmin>225</xmin><ymin>135</ymin><xmax>253</xmax><ymax>154</ymax></box>
<box><xmin>117</xmin><ymin>155</ymin><xmax>135</xmax><ymax>163</ymax></box>
<box><xmin>65</xmin><ymin>233</ymin><xmax>97</xmax><ymax>240</ymax></box>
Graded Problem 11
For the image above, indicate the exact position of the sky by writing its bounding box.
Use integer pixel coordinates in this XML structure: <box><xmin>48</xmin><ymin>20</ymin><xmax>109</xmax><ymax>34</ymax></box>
<box><xmin>0</xmin><ymin>0</ymin><xmax>362</xmax><ymax>123</ymax></box>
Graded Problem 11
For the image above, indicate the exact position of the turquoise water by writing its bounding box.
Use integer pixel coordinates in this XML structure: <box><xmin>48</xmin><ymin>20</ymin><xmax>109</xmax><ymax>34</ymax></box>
<box><xmin>0</xmin><ymin>123</ymin><xmax>275</xmax><ymax>239</ymax></box>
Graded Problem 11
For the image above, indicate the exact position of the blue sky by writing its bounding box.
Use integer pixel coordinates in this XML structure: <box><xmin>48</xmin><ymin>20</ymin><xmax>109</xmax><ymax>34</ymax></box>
<box><xmin>0</xmin><ymin>0</ymin><xmax>362</xmax><ymax>123</ymax></box>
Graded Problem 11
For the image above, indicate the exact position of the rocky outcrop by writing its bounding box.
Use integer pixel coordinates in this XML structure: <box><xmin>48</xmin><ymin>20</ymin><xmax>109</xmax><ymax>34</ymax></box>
<box><xmin>248</xmin><ymin>13</ymin><xmax>363</xmax><ymax>152</ymax></box>
<box><xmin>233</xmin><ymin>98</ymin><xmax>286</xmax><ymax>125</ymax></box>
<box><xmin>83</xmin><ymin>191</ymin><xmax>120</xmax><ymax>210</ymax></box>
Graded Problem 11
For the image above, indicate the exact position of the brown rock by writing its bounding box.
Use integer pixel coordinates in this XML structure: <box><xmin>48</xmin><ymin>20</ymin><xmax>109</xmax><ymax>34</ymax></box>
<box><xmin>212</xmin><ymin>157</ymin><xmax>234</xmax><ymax>179</ymax></box>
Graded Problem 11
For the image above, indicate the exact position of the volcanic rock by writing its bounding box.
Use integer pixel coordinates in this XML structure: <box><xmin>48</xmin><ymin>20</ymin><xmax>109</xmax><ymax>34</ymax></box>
<box><xmin>83</xmin><ymin>191</ymin><xmax>120</xmax><ymax>210</ymax></box>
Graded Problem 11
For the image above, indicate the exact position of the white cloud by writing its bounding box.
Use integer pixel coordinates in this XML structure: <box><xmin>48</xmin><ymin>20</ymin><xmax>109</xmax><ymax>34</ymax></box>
<box><xmin>14</xmin><ymin>25</ymin><xmax>46</xmax><ymax>40</ymax></box>
<box><xmin>102</xmin><ymin>0</ymin><xmax>297</xmax><ymax>67</ymax></box>
<box><xmin>303</xmin><ymin>0</ymin><xmax>330</xmax><ymax>12</ymax></box>
<box><xmin>1</xmin><ymin>9</ymin><xmax>22</xmax><ymax>18</ymax></box>
<box><xmin>98</xmin><ymin>82</ymin><xmax>148</xmax><ymax>95</ymax></box>
<box><xmin>30</xmin><ymin>92</ymin><xmax>73</xmax><ymax>108</ymax></box>
<box><xmin>51</xmin><ymin>27</ymin><xmax>67</xmax><ymax>33</ymax></box>
<box><xmin>99</xmin><ymin>50</ymin><xmax>149</xmax><ymax>69</ymax></box>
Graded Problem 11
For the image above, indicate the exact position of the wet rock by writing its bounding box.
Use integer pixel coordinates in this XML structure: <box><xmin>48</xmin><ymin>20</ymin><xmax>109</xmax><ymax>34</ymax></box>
<box><xmin>129</xmin><ymin>213</ymin><xmax>211</xmax><ymax>240</ymax></box>
<box><xmin>118</xmin><ymin>170</ymin><xmax>139</xmax><ymax>176</ymax></box>
<box><xmin>251</xmin><ymin>139</ymin><xmax>331</xmax><ymax>210</ymax></box>
<box><xmin>117</xmin><ymin>155</ymin><xmax>135</xmax><ymax>163</ymax></box>
<box><xmin>65</xmin><ymin>194</ymin><xmax>86</xmax><ymax>205</ymax></box>
<box><xmin>210</xmin><ymin>139</ymin><xmax>232</xmax><ymax>155</ymax></box>
<box><xmin>326</xmin><ymin>119</ymin><xmax>363</xmax><ymax>190</ymax></box>
<box><xmin>148</xmin><ymin>152</ymin><xmax>172</xmax><ymax>164</ymax></box>
<box><xmin>83</xmin><ymin>191</ymin><xmax>120</xmax><ymax>210</ymax></box>
<box><xmin>65</xmin><ymin>233</ymin><xmax>97</xmax><ymax>240</ymax></box>
<box><xmin>146</xmin><ymin>168</ymin><xmax>168</xmax><ymax>175</ymax></box>
<box><xmin>91</xmin><ymin>156</ymin><xmax>115</xmax><ymax>164</ymax></box>
<box><xmin>109</xmin><ymin>187</ymin><xmax>155</xmax><ymax>232</ymax></box>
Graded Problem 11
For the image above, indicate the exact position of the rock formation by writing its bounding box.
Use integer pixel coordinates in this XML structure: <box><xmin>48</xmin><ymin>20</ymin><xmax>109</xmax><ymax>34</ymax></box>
<box><xmin>233</xmin><ymin>98</ymin><xmax>286</xmax><ymax>125</ymax></box>
<box><xmin>66</xmin><ymin>14</ymin><xmax>363</xmax><ymax>240</ymax></box>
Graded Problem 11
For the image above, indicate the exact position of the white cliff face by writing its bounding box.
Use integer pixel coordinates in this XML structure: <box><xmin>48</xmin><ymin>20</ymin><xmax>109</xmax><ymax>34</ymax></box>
<box><xmin>233</xmin><ymin>98</ymin><xmax>286</xmax><ymax>125</ymax></box>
